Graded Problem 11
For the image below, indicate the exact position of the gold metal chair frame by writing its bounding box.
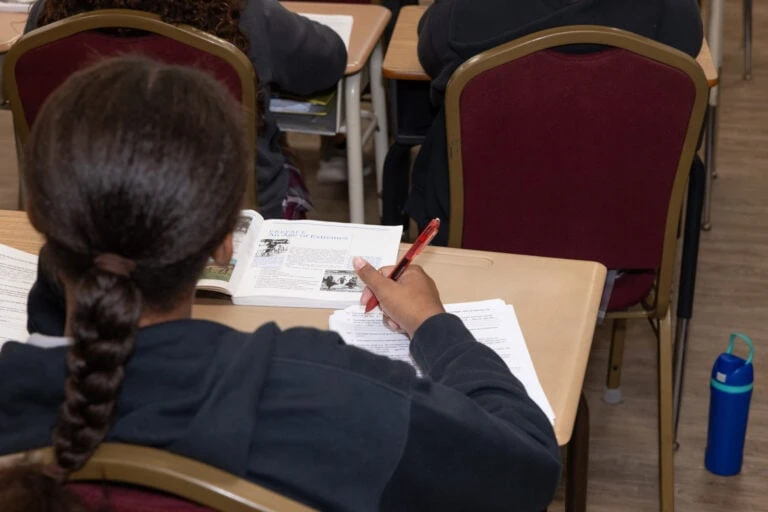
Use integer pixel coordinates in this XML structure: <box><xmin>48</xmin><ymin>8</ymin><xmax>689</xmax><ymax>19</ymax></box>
<box><xmin>444</xmin><ymin>25</ymin><xmax>709</xmax><ymax>512</ymax></box>
<box><xmin>2</xmin><ymin>9</ymin><xmax>258</xmax><ymax>209</ymax></box>
<box><xmin>4</xmin><ymin>443</ymin><xmax>315</xmax><ymax>512</ymax></box>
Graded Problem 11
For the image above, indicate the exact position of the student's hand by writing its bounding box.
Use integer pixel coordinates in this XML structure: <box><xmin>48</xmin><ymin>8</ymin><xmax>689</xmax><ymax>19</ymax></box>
<box><xmin>353</xmin><ymin>257</ymin><xmax>445</xmax><ymax>338</ymax></box>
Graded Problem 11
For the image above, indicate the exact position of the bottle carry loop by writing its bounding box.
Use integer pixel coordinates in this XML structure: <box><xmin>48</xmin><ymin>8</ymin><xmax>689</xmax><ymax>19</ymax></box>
<box><xmin>727</xmin><ymin>333</ymin><xmax>754</xmax><ymax>366</ymax></box>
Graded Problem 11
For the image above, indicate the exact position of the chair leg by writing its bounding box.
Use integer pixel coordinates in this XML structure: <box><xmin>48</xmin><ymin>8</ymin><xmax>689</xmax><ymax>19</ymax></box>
<box><xmin>565</xmin><ymin>393</ymin><xmax>589</xmax><ymax>512</ymax></box>
<box><xmin>658</xmin><ymin>311</ymin><xmax>675</xmax><ymax>512</ymax></box>
<box><xmin>702</xmin><ymin>104</ymin><xmax>717</xmax><ymax>231</ymax></box>
<box><xmin>603</xmin><ymin>318</ymin><xmax>627</xmax><ymax>404</ymax></box>
<box><xmin>744</xmin><ymin>0</ymin><xmax>753</xmax><ymax>80</ymax></box>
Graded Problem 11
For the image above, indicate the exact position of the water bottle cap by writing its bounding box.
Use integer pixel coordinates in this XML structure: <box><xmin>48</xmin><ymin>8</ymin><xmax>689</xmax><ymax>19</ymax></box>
<box><xmin>726</xmin><ymin>333</ymin><xmax>754</xmax><ymax>365</ymax></box>
<box><xmin>711</xmin><ymin>333</ymin><xmax>754</xmax><ymax>389</ymax></box>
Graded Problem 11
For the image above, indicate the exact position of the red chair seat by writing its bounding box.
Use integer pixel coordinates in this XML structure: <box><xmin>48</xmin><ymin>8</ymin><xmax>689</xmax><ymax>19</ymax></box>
<box><xmin>69</xmin><ymin>483</ymin><xmax>213</xmax><ymax>512</ymax></box>
<box><xmin>607</xmin><ymin>270</ymin><xmax>656</xmax><ymax>312</ymax></box>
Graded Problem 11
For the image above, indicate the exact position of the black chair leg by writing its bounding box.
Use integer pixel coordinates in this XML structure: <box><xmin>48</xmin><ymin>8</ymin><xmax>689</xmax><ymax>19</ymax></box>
<box><xmin>565</xmin><ymin>393</ymin><xmax>589</xmax><ymax>512</ymax></box>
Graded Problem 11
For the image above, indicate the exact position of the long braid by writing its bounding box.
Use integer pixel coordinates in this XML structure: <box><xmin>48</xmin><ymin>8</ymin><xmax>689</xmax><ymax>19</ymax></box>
<box><xmin>0</xmin><ymin>56</ymin><xmax>249</xmax><ymax>512</ymax></box>
<box><xmin>52</xmin><ymin>265</ymin><xmax>141</xmax><ymax>476</ymax></box>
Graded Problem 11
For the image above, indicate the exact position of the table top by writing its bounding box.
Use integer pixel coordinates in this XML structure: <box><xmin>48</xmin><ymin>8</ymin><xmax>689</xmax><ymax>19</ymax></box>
<box><xmin>0</xmin><ymin>209</ymin><xmax>606</xmax><ymax>445</ymax></box>
<box><xmin>0</xmin><ymin>5</ymin><xmax>391</xmax><ymax>76</ymax></box>
<box><xmin>0</xmin><ymin>12</ymin><xmax>26</xmax><ymax>53</ymax></box>
<box><xmin>283</xmin><ymin>2</ymin><xmax>390</xmax><ymax>75</ymax></box>
<box><xmin>383</xmin><ymin>5</ymin><xmax>719</xmax><ymax>87</ymax></box>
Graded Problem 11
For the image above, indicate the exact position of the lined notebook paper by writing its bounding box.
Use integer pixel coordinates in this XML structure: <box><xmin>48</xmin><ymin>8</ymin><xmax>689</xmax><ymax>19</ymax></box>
<box><xmin>330</xmin><ymin>299</ymin><xmax>555</xmax><ymax>424</ymax></box>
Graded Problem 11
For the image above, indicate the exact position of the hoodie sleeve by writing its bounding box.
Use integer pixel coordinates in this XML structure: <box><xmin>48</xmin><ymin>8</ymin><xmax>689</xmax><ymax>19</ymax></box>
<box><xmin>657</xmin><ymin>0</ymin><xmax>703</xmax><ymax>57</ymax></box>
<box><xmin>380</xmin><ymin>313</ymin><xmax>561</xmax><ymax>512</ymax></box>
<box><xmin>26</xmin><ymin>245</ymin><xmax>66</xmax><ymax>336</ymax></box>
<box><xmin>261</xmin><ymin>0</ymin><xmax>348</xmax><ymax>95</ymax></box>
<box><xmin>417</xmin><ymin>0</ymin><xmax>459</xmax><ymax>97</ymax></box>
<box><xmin>24</xmin><ymin>0</ymin><xmax>45</xmax><ymax>33</ymax></box>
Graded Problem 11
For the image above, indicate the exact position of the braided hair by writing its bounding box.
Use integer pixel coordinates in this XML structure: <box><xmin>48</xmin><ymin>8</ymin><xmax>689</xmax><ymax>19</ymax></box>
<box><xmin>0</xmin><ymin>56</ymin><xmax>249</xmax><ymax>510</ymax></box>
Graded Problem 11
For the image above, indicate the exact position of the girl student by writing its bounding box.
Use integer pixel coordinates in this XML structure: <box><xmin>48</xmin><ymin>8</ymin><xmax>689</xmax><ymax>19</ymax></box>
<box><xmin>26</xmin><ymin>0</ymin><xmax>348</xmax><ymax>219</ymax></box>
<box><xmin>0</xmin><ymin>57</ymin><xmax>560</xmax><ymax>512</ymax></box>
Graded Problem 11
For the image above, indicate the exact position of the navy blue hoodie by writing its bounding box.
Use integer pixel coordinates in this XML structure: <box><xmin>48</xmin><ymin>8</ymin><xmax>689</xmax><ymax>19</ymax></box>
<box><xmin>0</xmin><ymin>261</ymin><xmax>561</xmax><ymax>511</ymax></box>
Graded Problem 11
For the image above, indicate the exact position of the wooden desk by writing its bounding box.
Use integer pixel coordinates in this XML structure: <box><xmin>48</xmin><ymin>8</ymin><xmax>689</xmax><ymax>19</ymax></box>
<box><xmin>0</xmin><ymin>12</ymin><xmax>25</xmax><ymax>53</ymax></box>
<box><xmin>383</xmin><ymin>5</ymin><xmax>719</xmax><ymax>87</ymax></box>
<box><xmin>282</xmin><ymin>2</ymin><xmax>391</xmax><ymax>225</ymax></box>
<box><xmin>0</xmin><ymin>209</ymin><xmax>606</xmax><ymax>447</ymax></box>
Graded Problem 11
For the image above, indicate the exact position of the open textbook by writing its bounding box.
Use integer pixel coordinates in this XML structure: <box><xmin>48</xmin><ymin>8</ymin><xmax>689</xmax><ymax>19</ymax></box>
<box><xmin>198</xmin><ymin>210</ymin><xmax>402</xmax><ymax>308</ymax></box>
<box><xmin>0</xmin><ymin>244</ymin><xmax>37</xmax><ymax>347</ymax></box>
<box><xmin>330</xmin><ymin>299</ymin><xmax>556</xmax><ymax>424</ymax></box>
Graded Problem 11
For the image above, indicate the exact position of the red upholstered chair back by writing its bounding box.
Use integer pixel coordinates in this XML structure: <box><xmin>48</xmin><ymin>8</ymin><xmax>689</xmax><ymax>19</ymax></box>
<box><xmin>13</xmin><ymin>32</ymin><xmax>243</xmax><ymax>130</ymax></box>
<box><xmin>2</xmin><ymin>9</ymin><xmax>258</xmax><ymax>207</ymax></box>
<box><xmin>70</xmin><ymin>483</ymin><xmax>214</xmax><ymax>512</ymax></box>
<box><xmin>445</xmin><ymin>26</ymin><xmax>707</xmax><ymax>290</ymax></box>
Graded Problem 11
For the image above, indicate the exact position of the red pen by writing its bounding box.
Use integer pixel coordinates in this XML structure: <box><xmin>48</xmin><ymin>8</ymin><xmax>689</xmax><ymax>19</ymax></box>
<box><xmin>364</xmin><ymin>218</ymin><xmax>441</xmax><ymax>313</ymax></box>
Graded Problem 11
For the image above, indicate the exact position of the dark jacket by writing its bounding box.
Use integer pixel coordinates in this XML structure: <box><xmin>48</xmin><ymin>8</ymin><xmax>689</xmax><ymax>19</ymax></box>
<box><xmin>25</xmin><ymin>0</ymin><xmax>348</xmax><ymax>218</ymax></box>
<box><xmin>407</xmin><ymin>0</ymin><xmax>704</xmax><ymax>245</ymax></box>
<box><xmin>0</xmin><ymin>260</ymin><xmax>561</xmax><ymax>511</ymax></box>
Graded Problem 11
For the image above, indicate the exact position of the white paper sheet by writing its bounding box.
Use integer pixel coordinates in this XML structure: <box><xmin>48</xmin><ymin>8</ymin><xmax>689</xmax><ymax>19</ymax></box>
<box><xmin>0</xmin><ymin>244</ymin><xmax>38</xmax><ymax>347</ymax></box>
<box><xmin>299</xmin><ymin>13</ymin><xmax>353</xmax><ymax>50</ymax></box>
<box><xmin>330</xmin><ymin>299</ymin><xmax>555</xmax><ymax>424</ymax></box>
<box><xmin>0</xmin><ymin>0</ymin><xmax>34</xmax><ymax>13</ymax></box>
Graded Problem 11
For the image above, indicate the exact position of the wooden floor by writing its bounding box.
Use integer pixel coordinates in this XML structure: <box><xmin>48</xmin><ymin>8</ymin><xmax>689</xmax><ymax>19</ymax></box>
<box><xmin>0</xmin><ymin>1</ymin><xmax>766</xmax><ymax>510</ymax></box>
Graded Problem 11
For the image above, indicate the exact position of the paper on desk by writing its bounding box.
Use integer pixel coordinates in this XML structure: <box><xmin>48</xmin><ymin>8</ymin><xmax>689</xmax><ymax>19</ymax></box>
<box><xmin>0</xmin><ymin>244</ymin><xmax>37</xmax><ymax>348</ymax></box>
<box><xmin>0</xmin><ymin>0</ymin><xmax>34</xmax><ymax>13</ymax></box>
<box><xmin>299</xmin><ymin>13</ymin><xmax>352</xmax><ymax>50</ymax></box>
<box><xmin>330</xmin><ymin>299</ymin><xmax>555</xmax><ymax>424</ymax></box>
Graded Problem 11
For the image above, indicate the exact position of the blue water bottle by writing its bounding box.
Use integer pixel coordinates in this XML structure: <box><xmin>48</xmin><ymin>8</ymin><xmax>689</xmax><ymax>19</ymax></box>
<box><xmin>704</xmin><ymin>333</ymin><xmax>754</xmax><ymax>476</ymax></box>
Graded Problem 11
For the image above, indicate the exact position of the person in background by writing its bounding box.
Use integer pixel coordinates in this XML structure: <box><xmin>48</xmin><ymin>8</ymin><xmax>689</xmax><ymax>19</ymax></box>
<box><xmin>25</xmin><ymin>0</ymin><xmax>348</xmax><ymax>220</ymax></box>
<box><xmin>0</xmin><ymin>57</ymin><xmax>560</xmax><ymax>512</ymax></box>
<box><xmin>407</xmin><ymin>0</ymin><xmax>704</xmax><ymax>245</ymax></box>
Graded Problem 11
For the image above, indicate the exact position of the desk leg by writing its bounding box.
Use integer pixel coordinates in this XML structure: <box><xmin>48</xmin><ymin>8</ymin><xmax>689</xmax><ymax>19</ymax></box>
<box><xmin>344</xmin><ymin>73</ymin><xmax>365</xmax><ymax>224</ymax></box>
<box><xmin>565</xmin><ymin>393</ymin><xmax>589</xmax><ymax>512</ymax></box>
<box><xmin>369</xmin><ymin>42</ymin><xmax>389</xmax><ymax>216</ymax></box>
<box><xmin>744</xmin><ymin>0</ymin><xmax>752</xmax><ymax>80</ymax></box>
<box><xmin>703</xmin><ymin>0</ymin><xmax>724</xmax><ymax>231</ymax></box>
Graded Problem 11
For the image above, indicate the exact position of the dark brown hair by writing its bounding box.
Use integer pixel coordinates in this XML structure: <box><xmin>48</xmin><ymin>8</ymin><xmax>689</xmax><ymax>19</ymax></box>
<box><xmin>0</xmin><ymin>56</ymin><xmax>249</xmax><ymax>511</ymax></box>
<box><xmin>38</xmin><ymin>0</ymin><xmax>249</xmax><ymax>53</ymax></box>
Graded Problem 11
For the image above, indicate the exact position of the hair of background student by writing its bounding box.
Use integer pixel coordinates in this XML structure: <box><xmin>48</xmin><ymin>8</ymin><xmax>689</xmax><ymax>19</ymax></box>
<box><xmin>38</xmin><ymin>0</ymin><xmax>249</xmax><ymax>53</ymax></box>
<box><xmin>0</xmin><ymin>56</ymin><xmax>250</xmax><ymax>511</ymax></box>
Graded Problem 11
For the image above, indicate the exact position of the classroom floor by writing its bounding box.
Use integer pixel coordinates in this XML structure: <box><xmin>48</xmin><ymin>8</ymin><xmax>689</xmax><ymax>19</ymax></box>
<box><xmin>0</xmin><ymin>0</ymin><xmax>765</xmax><ymax>510</ymax></box>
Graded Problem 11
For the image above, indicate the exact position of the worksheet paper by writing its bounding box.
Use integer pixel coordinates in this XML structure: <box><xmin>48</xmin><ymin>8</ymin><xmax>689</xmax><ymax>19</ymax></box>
<box><xmin>0</xmin><ymin>0</ymin><xmax>34</xmax><ymax>13</ymax></box>
<box><xmin>0</xmin><ymin>244</ymin><xmax>37</xmax><ymax>347</ymax></box>
<box><xmin>330</xmin><ymin>299</ymin><xmax>555</xmax><ymax>424</ymax></box>
<box><xmin>299</xmin><ymin>13</ymin><xmax>353</xmax><ymax>51</ymax></box>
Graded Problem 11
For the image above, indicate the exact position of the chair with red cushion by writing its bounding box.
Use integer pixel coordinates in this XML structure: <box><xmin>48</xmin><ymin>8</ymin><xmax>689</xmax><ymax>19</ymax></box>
<box><xmin>444</xmin><ymin>26</ymin><xmax>707</xmax><ymax>512</ymax></box>
<box><xmin>2</xmin><ymin>9</ymin><xmax>258</xmax><ymax>208</ymax></box>
<box><xmin>19</xmin><ymin>443</ymin><xmax>315</xmax><ymax>512</ymax></box>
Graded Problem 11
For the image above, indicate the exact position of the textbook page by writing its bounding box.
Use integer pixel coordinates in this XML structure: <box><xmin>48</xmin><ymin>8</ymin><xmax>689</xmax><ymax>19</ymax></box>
<box><xmin>330</xmin><ymin>299</ymin><xmax>555</xmax><ymax>424</ymax></box>
<box><xmin>0</xmin><ymin>0</ymin><xmax>34</xmax><ymax>13</ymax></box>
<box><xmin>233</xmin><ymin>220</ymin><xmax>402</xmax><ymax>308</ymax></box>
<box><xmin>0</xmin><ymin>244</ymin><xmax>38</xmax><ymax>347</ymax></box>
<box><xmin>197</xmin><ymin>209</ymin><xmax>264</xmax><ymax>296</ymax></box>
<box><xmin>300</xmin><ymin>13</ymin><xmax>353</xmax><ymax>50</ymax></box>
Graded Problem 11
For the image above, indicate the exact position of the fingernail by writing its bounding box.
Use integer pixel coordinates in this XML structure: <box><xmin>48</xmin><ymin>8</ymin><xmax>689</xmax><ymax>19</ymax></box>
<box><xmin>353</xmin><ymin>257</ymin><xmax>366</xmax><ymax>270</ymax></box>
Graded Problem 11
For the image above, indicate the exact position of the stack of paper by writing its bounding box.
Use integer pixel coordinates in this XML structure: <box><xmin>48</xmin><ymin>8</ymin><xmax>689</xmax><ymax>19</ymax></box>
<box><xmin>0</xmin><ymin>0</ymin><xmax>35</xmax><ymax>13</ymax></box>
<box><xmin>330</xmin><ymin>299</ymin><xmax>555</xmax><ymax>424</ymax></box>
<box><xmin>0</xmin><ymin>244</ymin><xmax>37</xmax><ymax>347</ymax></box>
